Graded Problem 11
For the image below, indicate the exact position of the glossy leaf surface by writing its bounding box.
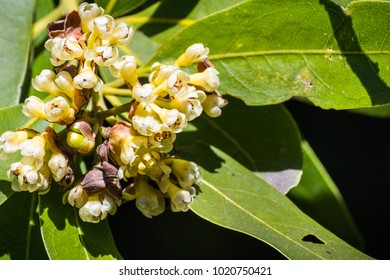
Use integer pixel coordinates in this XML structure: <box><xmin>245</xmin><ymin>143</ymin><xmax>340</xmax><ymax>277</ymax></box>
<box><xmin>142</xmin><ymin>0</ymin><xmax>390</xmax><ymax>109</ymax></box>
<box><xmin>186</xmin><ymin>144</ymin><xmax>371</xmax><ymax>259</ymax></box>
<box><xmin>0</xmin><ymin>0</ymin><xmax>34</xmax><ymax>106</ymax></box>
<box><xmin>39</xmin><ymin>187</ymin><xmax>122</xmax><ymax>260</ymax></box>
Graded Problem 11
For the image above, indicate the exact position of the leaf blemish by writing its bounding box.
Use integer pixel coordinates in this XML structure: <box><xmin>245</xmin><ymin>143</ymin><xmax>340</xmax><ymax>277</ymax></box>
<box><xmin>301</xmin><ymin>234</ymin><xmax>325</xmax><ymax>245</ymax></box>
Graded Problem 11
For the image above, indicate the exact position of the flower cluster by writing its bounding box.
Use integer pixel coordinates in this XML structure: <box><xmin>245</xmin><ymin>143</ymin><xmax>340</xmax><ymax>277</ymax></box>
<box><xmin>0</xmin><ymin>3</ymin><xmax>227</xmax><ymax>223</ymax></box>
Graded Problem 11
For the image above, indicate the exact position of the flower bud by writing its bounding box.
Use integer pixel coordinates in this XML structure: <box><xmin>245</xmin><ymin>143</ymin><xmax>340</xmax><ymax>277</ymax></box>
<box><xmin>171</xmin><ymin>159</ymin><xmax>202</xmax><ymax>188</ymax></box>
<box><xmin>134</xmin><ymin>178</ymin><xmax>165</xmax><ymax>218</ymax></box>
<box><xmin>66</xmin><ymin>120</ymin><xmax>95</xmax><ymax>154</ymax></box>
<box><xmin>176</xmin><ymin>43</ymin><xmax>209</xmax><ymax>67</ymax></box>
<box><xmin>73</xmin><ymin>67</ymin><xmax>103</xmax><ymax>91</ymax></box>
<box><xmin>112</xmin><ymin>22</ymin><xmax>134</xmax><ymax>45</ymax></box>
<box><xmin>78</xmin><ymin>192</ymin><xmax>118</xmax><ymax>223</ymax></box>
<box><xmin>132</xmin><ymin>83</ymin><xmax>157</xmax><ymax>103</ymax></box>
<box><xmin>111</xmin><ymin>55</ymin><xmax>138</xmax><ymax>88</ymax></box>
<box><xmin>202</xmin><ymin>92</ymin><xmax>228</xmax><ymax>118</ymax></box>
<box><xmin>44</xmin><ymin>96</ymin><xmax>75</xmax><ymax>124</ymax></box>
<box><xmin>189</xmin><ymin>67</ymin><xmax>220</xmax><ymax>92</ymax></box>
<box><xmin>132</xmin><ymin>105</ymin><xmax>162</xmax><ymax>136</ymax></box>
<box><xmin>78</xmin><ymin>2</ymin><xmax>105</xmax><ymax>33</ymax></box>
<box><xmin>54</xmin><ymin>71</ymin><xmax>77</xmax><ymax>99</ymax></box>
<box><xmin>165</xmin><ymin>179</ymin><xmax>196</xmax><ymax>212</ymax></box>
<box><xmin>67</xmin><ymin>183</ymin><xmax>88</xmax><ymax>208</ymax></box>
<box><xmin>32</xmin><ymin>69</ymin><xmax>61</xmax><ymax>96</ymax></box>
<box><xmin>48</xmin><ymin>152</ymin><xmax>69</xmax><ymax>182</ymax></box>
<box><xmin>0</xmin><ymin>130</ymin><xmax>30</xmax><ymax>159</ymax></box>
<box><xmin>22</xmin><ymin>96</ymin><xmax>47</xmax><ymax>120</ymax></box>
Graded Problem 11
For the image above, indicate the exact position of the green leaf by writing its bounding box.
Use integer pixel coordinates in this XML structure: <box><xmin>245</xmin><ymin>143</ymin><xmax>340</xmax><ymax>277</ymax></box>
<box><xmin>0</xmin><ymin>0</ymin><xmax>35</xmax><ymax>106</ymax></box>
<box><xmin>288</xmin><ymin>141</ymin><xmax>364</xmax><ymax>249</ymax></box>
<box><xmin>33</xmin><ymin>0</ymin><xmax>55</xmax><ymax>46</ymax></box>
<box><xmin>0</xmin><ymin>191</ymin><xmax>48</xmax><ymax>260</ymax></box>
<box><xmin>177</xmin><ymin>96</ymin><xmax>302</xmax><ymax>194</ymax></box>
<box><xmin>95</xmin><ymin>0</ymin><xmax>146</xmax><ymax>17</ymax></box>
<box><xmin>349</xmin><ymin>105</ymin><xmax>390</xmax><ymax>118</ymax></box>
<box><xmin>39</xmin><ymin>187</ymin><xmax>122</xmax><ymax>260</ymax></box>
<box><xmin>186</xmin><ymin>143</ymin><xmax>372</xmax><ymax>259</ymax></box>
<box><xmin>142</xmin><ymin>0</ymin><xmax>390</xmax><ymax>109</ymax></box>
<box><xmin>130</xmin><ymin>0</ymin><xmax>246</xmax><ymax>44</ymax></box>
<box><xmin>0</xmin><ymin>182</ymin><xmax>14</xmax><ymax>206</ymax></box>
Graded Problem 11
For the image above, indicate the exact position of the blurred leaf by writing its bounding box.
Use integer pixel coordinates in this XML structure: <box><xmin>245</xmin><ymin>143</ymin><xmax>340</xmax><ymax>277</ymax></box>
<box><xmin>28</xmin><ymin>49</ymin><xmax>53</xmax><ymax>99</ymax></box>
<box><xmin>39</xmin><ymin>187</ymin><xmax>122</xmax><ymax>260</ymax></box>
<box><xmin>0</xmin><ymin>105</ymin><xmax>49</xmax><ymax>181</ymax></box>
<box><xmin>130</xmin><ymin>0</ymin><xmax>246</xmax><ymax>44</ymax></box>
<box><xmin>0</xmin><ymin>182</ymin><xmax>14</xmax><ymax>206</ymax></box>
<box><xmin>33</xmin><ymin>0</ymin><xmax>55</xmax><ymax>46</ymax></box>
<box><xmin>0</xmin><ymin>191</ymin><xmax>48</xmax><ymax>260</ymax></box>
<box><xmin>186</xmin><ymin>143</ymin><xmax>371</xmax><ymax>259</ymax></box>
<box><xmin>142</xmin><ymin>0</ymin><xmax>390</xmax><ymax>109</ymax></box>
<box><xmin>177</xmin><ymin>96</ymin><xmax>302</xmax><ymax>194</ymax></box>
<box><xmin>349</xmin><ymin>104</ymin><xmax>390</xmax><ymax>118</ymax></box>
<box><xmin>96</xmin><ymin>0</ymin><xmax>147</xmax><ymax>17</ymax></box>
<box><xmin>0</xmin><ymin>0</ymin><xmax>35</xmax><ymax>106</ymax></box>
<box><xmin>288</xmin><ymin>141</ymin><xmax>364</xmax><ymax>249</ymax></box>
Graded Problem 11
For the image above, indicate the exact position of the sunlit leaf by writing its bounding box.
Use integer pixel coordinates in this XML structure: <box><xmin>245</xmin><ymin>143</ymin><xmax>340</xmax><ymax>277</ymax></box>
<box><xmin>185</xmin><ymin>143</ymin><xmax>372</xmax><ymax>259</ymax></box>
<box><xmin>288</xmin><ymin>141</ymin><xmax>364</xmax><ymax>249</ymax></box>
<box><xmin>0</xmin><ymin>191</ymin><xmax>48</xmax><ymax>260</ymax></box>
<box><xmin>39</xmin><ymin>187</ymin><xmax>122</xmax><ymax>260</ymax></box>
<box><xmin>177</xmin><ymin>96</ymin><xmax>302</xmax><ymax>194</ymax></box>
<box><xmin>96</xmin><ymin>0</ymin><xmax>146</xmax><ymax>17</ymax></box>
<box><xmin>0</xmin><ymin>0</ymin><xmax>34</xmax><ymax>106</ymax></box>
<box><xmin>142</xmin><ymin>0</ymin><xmax>390</xmax><ymax>109</ymax></box>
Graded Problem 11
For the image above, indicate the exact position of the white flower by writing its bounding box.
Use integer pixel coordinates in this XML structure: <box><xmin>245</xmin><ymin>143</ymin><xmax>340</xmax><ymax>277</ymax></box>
<box><xmin>48</xmin><ymin>152</ymin><xmax>68</xmax><ymax>181</ymax></box>
<box><xmin>170</xmin><ymin>186</ymin><xmax>196</xmax><ymax>212</ymax></box>
<box><xmin>44</xmin><ymin>96</ymin><xmax>75</xmax><ymax>124</ymax></box>
<box><xmin>111</xmin><ymin>22</ymin><xmax>134</xmax><ymax>45</ymax></box>
<box><xmin>202</xmin><ymin>93</ymin><xmax>228</xmax><ymax>118</ymax></box>
<box><xmin>0</xmin><ymin>130</ymin><xmax>29</xmax><ymax>159</ymax></box>
<box><xmin>149</xmin><ymin>63</ymin><xmax>178</xmax><ymax>86</ymax></box>
<box><xmin>32</xmin><ymin>69</ymin><xmax>61</xmax><ymax>96</ymax></box>
<box><xmin>73</xmin><ymin>67</ymin><xmax>103</xmax><ymax>91</ymax></box>
<box><xmin>134</xmin><ymin>179</ymin><xmax>165</xmax><ymax>218</ymax></box>
<box><xmin>84</xmin><ymin>45</ymin><xmax>119</xmax><ymax>66</ymax></box>
<box><xmin>132</xmin><ymin>104</ymin><xmax>162</xmax><ymax>136</ymax></box>
<box><xmin>22</xmin><ymin>96</ymin><xmax>47</xmax><ymax>119</ymax></box>
<box><xmin>110</xmin><ymin>55</ymin><xmax>138</xmax><ymax>87</ymax></box>
<box><xmin>19</xmin><ymin>135</ymin><xmax>46</xmax><ymax>169</ymax></box>
<box><xmin>67</xmin><ymin>183</ymin><xmax>88</xmax><ymax>208</ymax></box>
<box><xmin>10</xmin><ymin>157</ymin><xmax>50</xmax><ymax>193</ymax></box>
<box><xmin>132</xmin><ymin>83</ymin><xmax>157</xmax><ymax>103</ymax></box>
<box><xmin>54</xmin><ymin>71</ymin><xmax>77</xmax><ymax>99</ymax></box>
<box><xmin>78</xmin><ymin>2</ymin><xmax>105</xmax><ymax>33</ymax></box>
<box><xmin>171</xmin><ymin>159</ymin><xmax>202</xmax><ymax>188</ymax></box>
<box><xmin>91</xmin><ymin>15</ymin><xmax>115</xmax><ymax>40</ymax></box>
<box><xmin>189</xmin><ymin>67</ymin><xmax>220</xmax><ymax>92</ymax></box>
<box><xmin>45</xmin><ymin>37</ymin><xmax>84</xmax><ymax>66</ymax></box>
<box><xmin>79</xmin><ymin>192</ymin><xmax>118</xmax><ymax>223</ymax></box>
<box><xmin>148</xmin><ymin>103</ymin><xmax>187</xmax><ymax>133</ymax></box>
<box><xmin>148</xmin><ymin>131</ymin><xmax>176</xmax><ymax>153</ymax></box>
<box><xmin>176</xmin><ymin>43</ymin><xmax>209</xmax><ymax>67</ymax></box>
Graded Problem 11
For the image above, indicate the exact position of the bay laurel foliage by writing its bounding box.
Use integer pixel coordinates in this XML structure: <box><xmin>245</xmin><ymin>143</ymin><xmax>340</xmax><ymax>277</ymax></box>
<box><xmin>0</xmin><ymin>0</ymin><xmax>388</xmax><ymax>260</ymax></box>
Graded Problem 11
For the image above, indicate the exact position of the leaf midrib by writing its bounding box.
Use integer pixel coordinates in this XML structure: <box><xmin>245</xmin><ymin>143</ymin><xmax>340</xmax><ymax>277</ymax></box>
<box><xmin>197</xmin><ymin>178</ymin><xmax>325</xmax><ymax>259</ymax></box>
<box><xmin>209</xmin><ymin>49</ymin><xmax>390</xmax><ymax>60</ymax></box>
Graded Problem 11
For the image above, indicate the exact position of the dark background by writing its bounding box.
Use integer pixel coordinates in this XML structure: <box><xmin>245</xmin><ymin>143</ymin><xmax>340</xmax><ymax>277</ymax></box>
<box><xmin>109</xmin><ymin>100</ymin><xmax>390</xmax><ymax>260</ymax></box>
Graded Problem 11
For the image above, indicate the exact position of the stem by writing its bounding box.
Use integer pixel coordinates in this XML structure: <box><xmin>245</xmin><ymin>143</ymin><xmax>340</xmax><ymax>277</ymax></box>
<box><xmin>116</xmin><ymin>16</ymin><xmax>194</xmax><ymax>26</ymax></box>
<box><xmin>97</xmin><ymin>102</ymin><xmax>132</xmax><ymax>119</ymax></box>
<box><xmin>101</xmin><ymin>87</ymin><xmax>133</xmax><ymax>97</ymax></box>
<box><xmin>104</xmin><ymin>0</ymin><xmax>117</xmax><ymax>14</ymax></box>
<box><xmin>32</xmin><ymin>6</ymin><xmax>64</xmax><ymax>40</ymax></box>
